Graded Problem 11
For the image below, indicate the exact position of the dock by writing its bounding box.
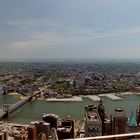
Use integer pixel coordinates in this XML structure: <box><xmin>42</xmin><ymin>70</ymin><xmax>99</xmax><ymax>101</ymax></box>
<box><xmin>46</xmin><ymin>96</ymin><xmax>83</xmax><ymax>102</ymax></box>
<box><xmin>85</xmin><ymin>95</ymin><xmax>100</xmax><ymax>101</ymax></box>
<box><xmin>135</xmin><ymin>92</ymin><xmax>140</xmax><ymax>96</ymax></box>
<box><xmin>119</xmin><ymin>92</ymin><xmax>133</xmax><ymax>96</ymax></box>
<box><xmin>99</xmin><ymin>93</ymin><xmax>122</xmax><ymax>100</ymax></box>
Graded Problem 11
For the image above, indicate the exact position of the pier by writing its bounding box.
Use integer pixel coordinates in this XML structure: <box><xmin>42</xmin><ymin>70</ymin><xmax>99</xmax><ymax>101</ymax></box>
<box><xmin>85</xmin><ymin>95</ymin><xmax>100</xmax><ymax>101</ymax></box>
<box><xmin>118</xmin><ymin>92</ymin><xmax>133</xmax><ymax>96</ymax></box>
<box><xmin>46</xmin><ymin>96</ymin><xmax>82</xmax><ymax>102</ymax></box>
<box><xmin>99</xmin><ymin>93</ymin><xmax>122</xmax><ymax>100</ymax></box>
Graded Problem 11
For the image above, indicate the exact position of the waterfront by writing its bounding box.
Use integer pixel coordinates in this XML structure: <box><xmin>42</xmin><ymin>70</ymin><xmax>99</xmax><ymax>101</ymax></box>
<box><xmin>1</xmin><ymin>94</ymin><xmax>140</xmax><ymax>124</ymax></box>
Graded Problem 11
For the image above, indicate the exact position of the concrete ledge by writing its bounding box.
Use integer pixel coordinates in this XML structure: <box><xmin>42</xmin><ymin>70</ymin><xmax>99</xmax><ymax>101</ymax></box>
<box><xmin>66</xmin><ymin>132</ymin><xmax>140</xmax><ymax>140</ymax></box>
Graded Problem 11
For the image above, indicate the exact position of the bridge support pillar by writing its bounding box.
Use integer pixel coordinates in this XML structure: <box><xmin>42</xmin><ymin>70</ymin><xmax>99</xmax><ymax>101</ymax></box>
<box><xmin>2</xmin><ymin>104</ymin><xmax>10</xmax><ymax>118</ymax></box>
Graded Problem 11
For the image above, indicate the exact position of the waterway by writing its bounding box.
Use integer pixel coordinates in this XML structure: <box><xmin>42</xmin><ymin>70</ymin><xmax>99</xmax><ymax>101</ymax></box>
<box><xmin>0</xmin><ymin>95</ymin><xmax>20</xmax><ymax>106</ymax></box>
<box><xmin>1</xmin><ymin>94</ymin><xmax>140</xmax><ymax>124</ymax></box>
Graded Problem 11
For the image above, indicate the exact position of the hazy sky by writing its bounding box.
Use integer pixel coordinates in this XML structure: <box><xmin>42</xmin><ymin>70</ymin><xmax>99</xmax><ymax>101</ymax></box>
<box><xmin>1</xmin><ymin>0</ymin><xmax>140</xmax><ymax>59</ymax></box>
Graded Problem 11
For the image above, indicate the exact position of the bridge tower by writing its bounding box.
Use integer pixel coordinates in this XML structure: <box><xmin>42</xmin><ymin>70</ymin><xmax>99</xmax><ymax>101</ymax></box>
<box><xmin>2</xmin><ymin>104</ymin><xmax>10</xmax><ymax>118</ymax></box>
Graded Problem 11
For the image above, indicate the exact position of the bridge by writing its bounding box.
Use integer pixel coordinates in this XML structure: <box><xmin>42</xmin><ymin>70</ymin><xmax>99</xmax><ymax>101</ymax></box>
<box><xmin>0</xmin><ymin>90</ymin><xmax>42</xmax><ymax>120</ymax></box>
<box><xmin>0</xmin><ymin>97</ymin><xmax>32</xmax><ymax>120</ymax></box>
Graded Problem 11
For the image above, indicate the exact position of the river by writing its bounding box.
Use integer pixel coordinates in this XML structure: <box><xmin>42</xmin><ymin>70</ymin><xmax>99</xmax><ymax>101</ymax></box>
<box><xmin>1</xmin><ymin>94</ymin><xmax>140</xmax><ymax>124</ymax></box>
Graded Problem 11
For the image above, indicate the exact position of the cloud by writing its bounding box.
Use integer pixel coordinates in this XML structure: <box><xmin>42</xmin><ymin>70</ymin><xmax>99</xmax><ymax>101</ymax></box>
<box><xmin>2</xmin><ymin>18</ymin><xmax>140</xmax><ymax>59</ymax></box>
<box><xmin>8</xmin><ymin>33</ymin><xmax>63</xmax><ymax>50</ymax></box>
<box><xmin>67</xmin><ymin>26</ymin><xmax>140</xmax><ymax>40</ymax></box>
<box><xmin>7</xmin><ymin>19</ymin><xmax>140</xmax><ymax>47</ymax></box>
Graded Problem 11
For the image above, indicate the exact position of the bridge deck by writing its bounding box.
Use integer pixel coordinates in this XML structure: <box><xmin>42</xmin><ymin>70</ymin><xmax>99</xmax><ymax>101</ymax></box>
<box><xmin>0</xmin><ymin>91</ymin><xmax>41</xmax><ymax>120</ymax></box>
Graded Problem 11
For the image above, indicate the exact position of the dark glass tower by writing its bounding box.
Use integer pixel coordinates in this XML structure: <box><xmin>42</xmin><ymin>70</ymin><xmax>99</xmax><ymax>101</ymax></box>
<box><xmin>98</xmin><ymin>98</ymin><xmax>105</xmax><ymax>135</ymax></box>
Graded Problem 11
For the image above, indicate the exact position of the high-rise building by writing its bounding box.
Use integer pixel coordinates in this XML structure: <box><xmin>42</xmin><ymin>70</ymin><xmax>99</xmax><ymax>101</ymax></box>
<box><xmin>57</xmin><ymin>127</ymin><xmax>72</xmax><ymax>139</ymax></box>
<box><xmin>30</xmin><ymin>121</ymin><xmax>50</xmax><ymax>140</ymax></box>
<box><xmin>110</xmin><ymin>108</ymin><xmax>128</xmax><ymax>135</ymax></box>
<box><xmin>136</xmin><ymin>106</ymin><xmax>140</xmax><ymax>126</ymax></box>
<box><xmin>1</xmin><ymin>130</ymin><xmax>8</xmax><ymax>140</ymax></box>
<box><xmin>57</xmin><ymin>117</ymin><xmax>75</xmax><ymax>139</ymax></box>
<box><xmin>84</xmin><ymin>105</ymin><xmax>102</xmax><ymax>137</ymax></box>
<box><xmin>0</xmin><ymin>133</ymin><xmax>4</xmax><ymax>140</ymax></box>
<box><xmin>14</xmin><ymin>135</ymin><xmax>26</xmax><ymax>140</ymax></box>
<box><xmin>128</xmin><ymin>111</ymin><xmax>138</xmax><ymax>133</ymax></box>
<box><xmin>98</xmin><ymin>98</ymin><xmax>105</xmax><ymax>135</ymax></box>
<box><xmin>128</xmin><ymin>111</ymin><xmax>137</xmax><ymax>127</ymax></box>
<box><xmin>104</xmin><ymin>119</ymin><xmax>111</xmax><ymax>135</ymax></box>
<box><xmin>27</xmin><ymin>125</ymin><xmax>37</xmax><ymax>140</ymax></box>
<box><xmin>43</xmin><ymin>113</ymin><xmax>58</xmax><ymax>129</ymax></box>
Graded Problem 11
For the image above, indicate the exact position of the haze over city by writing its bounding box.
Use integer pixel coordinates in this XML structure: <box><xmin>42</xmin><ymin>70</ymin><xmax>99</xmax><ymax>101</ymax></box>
<box><xmin>1</xmin><ymin>0</ymin><xmax>140</xmax><ymax>60</ymax></box>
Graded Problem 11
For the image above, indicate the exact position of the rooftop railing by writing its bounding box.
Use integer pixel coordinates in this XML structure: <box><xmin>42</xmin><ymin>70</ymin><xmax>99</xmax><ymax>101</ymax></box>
<box><xmin>65</xmin><ymin>132</ymin><xmax>140</xmax><ymax>140</ymax></box>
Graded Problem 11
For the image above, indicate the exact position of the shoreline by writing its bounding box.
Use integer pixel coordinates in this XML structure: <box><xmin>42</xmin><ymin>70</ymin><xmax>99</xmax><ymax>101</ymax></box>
<box><xmin>8</xmin><ymin>92</ymin><xmax>20</xmax><ymax>96</ymax></box>
<box><xmin>6</xmin><ymin>91</ymin><xmax>140</xmax><ymax>102</ymax></box>
<box><xmin>8</xmin><ymin>92</ymin><xmax>27</xmax><ymax>100</ymax></box>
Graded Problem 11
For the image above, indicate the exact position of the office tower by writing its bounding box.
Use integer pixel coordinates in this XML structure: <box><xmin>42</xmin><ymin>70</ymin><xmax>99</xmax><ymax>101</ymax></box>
<box><xmin>14</xmin><ymin>135</ymin><xmax>27</xmax><ymax>140</ymax></box>
<box><xmin>104</xmin><ymin>120</ymin><xmax>111</xmax><ymax>135</ymax></box>
<box><xmin>30</xmin><ymin>121</ymin><xmax>50</xmax><ymax>139</ymax></box>
<box><xmin>110</xmin><ymin>108</ymin><xmax>128</xmax><ymax>134</ymax></box>
<box><xmin>84</xmin><ymin>105</ymin><xmax>102</xmax><ymax>137</ymax></box>
<box><xmin>136</xmin><ymin>106</ymin><xmax>140</xmax><ymax>126</ymax></box>
<box><xmin>27</xmin><ymin>125</ymin><xmax>37</xmax><ymax>140</ymax></box>
<box><xmin>41</xmin><ymin>133</ymin><xmax>47</xmax><ymax>140</ymax></box>
<box><xmin>43</xmin><ymin>113</ymin><xmax>58</xmax><ymax>129</ymax></box>
<box><xmin>1</xmin><ymin>130</ymin><xmax>8</xmax><ymax>140</ymax></box>
<box><xmin>57</xmin><ymin>117</ymin><xmax>75</xmax><ymax>139</ymax></box>
<box><xmin>98</xmin><ymin>98</ymin><xmax>105</xmax><ymax>135</ymax></box>
<box><xmin>0</xmin><ymin>133</ymin><xmax>4</xmax><ymax>140</ymax></box>
<box><xmin>128</xmin><ymin>111</ymin><xmax>137</xmax><ymax>127</ymax></box>
<box><xmin>128</xmin><ymin>111</ymin><xmax>138</xmax><ymax>133</ymax></box>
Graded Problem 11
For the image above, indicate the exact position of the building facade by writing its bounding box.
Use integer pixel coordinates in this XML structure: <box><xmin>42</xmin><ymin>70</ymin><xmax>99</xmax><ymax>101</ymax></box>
<box><xmin>110</xmin><ymin>108</ymin><xmax>128</xmax><ymax>135</ymax></box>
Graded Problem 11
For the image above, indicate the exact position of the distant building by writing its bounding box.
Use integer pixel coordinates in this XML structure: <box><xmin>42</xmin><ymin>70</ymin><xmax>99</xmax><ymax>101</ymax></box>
<box><xmin>75</xmin><ymin>74</ymin><xmax>85</xmax><ymax>87</ymax></box>
<box><xmin>84</xmin><ymin>105</ymin><xmax>102</xmax><ymax>137</ymax></box>
<box><xmin>110</xmin><ymin>108</ymin><xmax>128</xmax><ymax>135</ymax></box>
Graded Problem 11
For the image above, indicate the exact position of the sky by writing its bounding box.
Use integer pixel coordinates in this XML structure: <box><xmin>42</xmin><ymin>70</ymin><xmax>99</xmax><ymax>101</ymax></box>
<box><xmin>1</xmin><ymin>0</ymin><xmax>140</xmax><ymax>60</ymax></box>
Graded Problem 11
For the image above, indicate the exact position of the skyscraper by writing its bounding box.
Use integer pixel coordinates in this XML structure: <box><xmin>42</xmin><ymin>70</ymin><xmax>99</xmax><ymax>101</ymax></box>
<box><xmin>136</xmin><ymin>106</ymin><xmax>140</xmax><ymax>126</ymax></box>
<box><xmin>110</xmin><ymin>108</ymin><xmax>128</xmax><ymax>134</ymax></box>
<box><xmin>84</xmin><ymin>105</ymin><xmax>102</xmax><ymax>137</ymax></box>
<box><xmin>27</xmin><ymin>125</ymin><xmax>37</xmax><ymax>140</ymax></box>
<box><xmin>98</xmin><ymin>98</ymin><xmax>105</xmax><ymax>135</ymax></box>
